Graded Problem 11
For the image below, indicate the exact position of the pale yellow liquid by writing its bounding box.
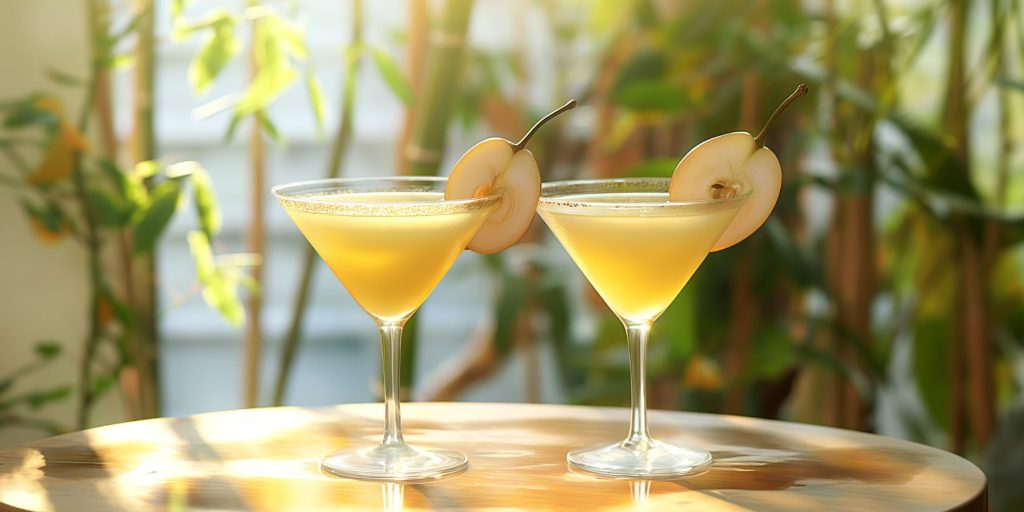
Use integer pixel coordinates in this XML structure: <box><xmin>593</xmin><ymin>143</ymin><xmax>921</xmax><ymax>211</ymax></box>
<box><xmin>538</xmin><ymin>192</ymin><xmax>742</xmax><ymax>323</ymax></box>
<box><xmin>282</xmin><ymin>191</ymin><xmax>495</xmax><ymax>322</ymax></box>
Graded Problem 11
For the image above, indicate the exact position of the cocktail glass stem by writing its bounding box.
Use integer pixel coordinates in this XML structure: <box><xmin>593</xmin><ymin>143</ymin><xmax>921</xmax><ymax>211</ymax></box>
<box><xmin>624</xmin><ymin>321</ymin><xmax>652</xmax><ymax>445</ymax></box>
<box><xmin>318</xmin><ymin>316</ymin><xmax>467</xmax><ymax>481</ymax></box>
<box><xmin>565</xmin><ymin>316</ymin><xmax>711</xmax><ymax>478</ymax></box>
<box><xmin>380</xmin><ymin>321</ymin><xmax>405</xmax><ymax>446</ymax></box>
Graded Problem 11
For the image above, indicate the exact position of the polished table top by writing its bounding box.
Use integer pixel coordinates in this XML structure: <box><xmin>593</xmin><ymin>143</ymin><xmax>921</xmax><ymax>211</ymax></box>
<box><xmin>0</xmin><ymin>403</ymin><xmax>986</xmax><ymax>511</ymax></box>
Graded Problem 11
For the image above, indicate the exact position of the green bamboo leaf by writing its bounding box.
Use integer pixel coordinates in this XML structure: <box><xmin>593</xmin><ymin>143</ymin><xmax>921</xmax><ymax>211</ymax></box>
<box><xmin>97</xmin><ymin>159</ymin><xmax>130</xmax><ymax>201</ymax></box>
<box><xmin>187</xmin><ymin>230</ymin><xmax>214</xmax><ymax>280</ymax></box>
<box><xmin>203</xmin><ymin>276</ymin><xmax>245</xmax><ymax>327</ymax></box>
<box><xmin>191</xmin><ymin>168</ymin><xmax>221</xmax><ymax>238</ymax></box>
<box><xmin>33</xmin><ymin>341</ymin><xmax>61</xmax><ymax>361</ymax></box>
<box><xmin>224</xmin><ymin>113</ymin><xmax>243</xmax><ymax>142</ymax></box>
<box><xmin>172</xmin><ymin>0</ymin><xmax>193</xmax><ymax>19</ymax></box>
<box><xmin>106</xmin><ymin>290</ymin><xmax>135</xmax><ymax>331</ymax></box>
<box><xmin>493</xmin><ymin>268</ymin><xmax>526</xmax><ymax>356</ymax></box>
<box><xmin>87</xmin><ymin>188</ymin><xmax>130</xmax><ymax>227</ymax></box>
<box><xmin>268</xmin><ymin>14</ymin><xmax>308</xmax><ymax>60</ymax></box>
<box><xmin>256</xmin><ymin>110</ymin><xmax>283</xmax><ymax>145</ymax></box>
<box><xmin>3</xmin><ymin>97</ymin><xmax>58</xmax><ymax>130</ymax></box>
<box><xmin>609</xmin><ymin>81</ymin><xmax>687</xmax><ymax>111</ymax></box>
<box><xmin>132</xmin><ymin>160</ymin><xmax>159</xmax><ymax>179</ymax></box>
<box><xmin>235</xmin><ymin>68</ymin><xmax>300</xmax><ymax>118</ymax></box>
<box><xmin>304</xmin><ymin>69</ymin><xmax>326</xmax><ymax>135</ymax></box>
<box><xmin>611</xmin><ymin>49</ymin><xmax>668</xmax><ymax>92</ymax></box>
<box><xmin>20</xmin><ymin>199</ymin><xmax>63</xmax><ymax>234</ymax></box>
<box><xmin>132</xmin><ymin>180</ymin><xmax>182</xmax><ymax>254</ymax></box>
<box><xmin>189</xmin><ymin>16</ymin><xmax>240</xmax><ymax>95</ymax></box>
<box><xmin>998</xmin><ymin>76</ymin><xmax>1024</xmax><ymax>92</ymax></box>
<box><xmin>90</xmin><ymin>374</ymin><xmax>116</xmax><ymax>397</ymax></box>
<box><xmin>46</xmin><ymin>69</ymin><xmax>85</xmax><ymax>87</ymax></box>
<box><xmin>234</xmin><ymin>16</ymin><xmax>299</xmax><ymax>117</ymax></box>
<box><xmin>747</xmin><ymin>327</ymin><xmax>795</xmax><ymax>380</ymax></box>
<box><xmin>912</xmin><ymin>318</ymin><xmax>953</xmax><ymax>432</ymax></box>
<box><xmin>25</xmin><ymin>386</ymin><xmax>71</xmax><ymax>410</ymax></box>
<box><xmin>188</xmin><ymin>231</ymin><xmax>245</xmax><ymax>326</ymax></box>
<box><xmin>370</xmin><ymin>47</ymin><xmax>414</xmax><ymax>106</ymax></box>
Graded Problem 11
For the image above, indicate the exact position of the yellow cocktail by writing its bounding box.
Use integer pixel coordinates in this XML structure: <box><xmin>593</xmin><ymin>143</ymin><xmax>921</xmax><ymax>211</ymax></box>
<box><xmin>283</xmin><ymin>191</ymin><xmax>493</xmax><ymax>322</ymax></box>
<box><xmin>537</xmin><ymin>178</ymin><xmax>748</xmax><ymax>478</ymax></box>
<box><xmin>274</xmin><ymin>177</ymin><xmax>499</xmax><ymax>481</ymax></box>
<box><xmin>538</xmin><ymin>191</ymin><xmax>739</xmax><ymax>324</ymax></box>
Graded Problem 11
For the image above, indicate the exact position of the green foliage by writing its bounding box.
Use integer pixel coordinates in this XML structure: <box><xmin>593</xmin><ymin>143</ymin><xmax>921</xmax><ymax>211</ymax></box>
<box><xmin>0</xmin><ymin>343</ymin><xmax>70</xmax><ymax>434</ymax></box>
<box><xmin>191</xmin><ymin>167</ymin><xmax>221</xmax><ymax>238</ymax></box>
<box><xmin>913</xmin><ymin>319</ymin><xmax>953</xmax><ymax>431</ymax></box>
<box><xmin>187</xmin><ymin>231</ymin><xmax>246</xmax><ymax>327</ymax></box>
<box><xmin>187</xmin><ymin>11</ymin><xmax>240</xmax><ymax>95</ymax></box>
<box><xmin>304</xmin><ymin>69</ymin><xmax>327</xmax><ymax>134</ymax></box>
<box><xmin>490</xmin><ymin>259</ymin><xmax>527</xmax><ymax>357</ymax></box>
<box><xmin>172</xmin><ymin>4</ymin><xmax>321</xmax><ymax>142</ymax></box>
<box><xmin>657</xmin><ymin>282</ymin><xmax>697</xmax><ymax>360</ymax></box>
<box><xmin>370</xmin><ymin>46</ymin><xmax>414</xmax><ymax>106</ymax></box>
<box><xmin>234</xmin><ymin>13</ymin><xmax>301</xmax><ymax>117</ymax></box>
<box><xmin>132</xmin><ymin>179</ymin><xmax>182</xmax><ymax>254</ymax></box>
<box><xmin>45</xmin><ymin>69</ymin><xmax>86</xmax><ymax>88</ymax></box>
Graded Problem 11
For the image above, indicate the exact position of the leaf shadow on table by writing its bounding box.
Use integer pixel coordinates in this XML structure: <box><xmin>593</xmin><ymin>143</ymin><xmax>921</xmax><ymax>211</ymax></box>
<box><xmin>450</xmin><ymin>414</ymin><xmax>930</xmax><ymax>502</ymax></box>
<box><xmin>673</xmin><ymin>424</ymin><xmax>928</xmax><ymax>492</ymax></box>
<box><xmin>0</xmin><ymin>440</ymin><xmax>121</xmax><ymax>511</ymax></box>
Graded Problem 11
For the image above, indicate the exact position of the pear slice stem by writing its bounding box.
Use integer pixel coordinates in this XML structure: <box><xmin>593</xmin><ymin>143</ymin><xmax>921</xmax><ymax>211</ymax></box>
<box><xmin>512</xmin><ymin>99</ymin><xmax>577</xmax><ymax>151</ymax></box>
<box><xmin>753</xmin><ymin>84</ymin><xmax>808</xmax><ymax>148</ymax></box>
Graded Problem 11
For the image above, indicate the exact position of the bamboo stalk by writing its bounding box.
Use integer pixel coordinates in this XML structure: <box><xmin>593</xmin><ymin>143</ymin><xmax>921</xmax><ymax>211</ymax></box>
<box><xmin>244</xmin><ymin>0</ymin><xmax>266</xmax><ymax>408</ymax></box>
<box><xmin>130</xmin><ymin>0</ymin><xmax>160</xmax><ymax>419</ymax></box>
<box><xmin>397</xmin><ymin>0</ymin><xmax>475</xmax><ymax>394</ymax></box>
<box><xmin>944</xmin><ymin>0</ymin><xmax>994</xmax><ymax>449</ymax></box>
<box><xmin>984</xmin><ymin>0</ymin><xmax>1013</xmax><ymax>269</ymax></box>
<box><xmin>75</xmin><ymin>0</ymin><xmax>107</xmax><ymax>429</ymax></box>
<box><xmin>722</xmin><ymin>73</ymin><xmax>761</xmax><ymax>415</ymax></box>
<box><xmin>520</xmin><ymin>264</ymin><xmax>540</xmax><ymax>403</ymax></box>
<box><xmin>93</xmin><ymin>3</ymin><xmax>117</xmax><ymax>159</ymax></box>
<box><xmin>842</xmin><ymin>46</ymin><xmax>880</xmax><ymax>431</ymax></box>
<box><xmin>403</xmin><ymin>0</ymin><xmax>474</xmax><ymax>177</ymax></box>
<box><xmin>820</xmin><ymin>0</ymin><xmax>847</xmax><ymax>428</ymax></box>
<box><xmin>395</xmin><ymin>0</ymin><xmax>427</xmax><ymax>176</ymax></box>
<box><xmin>92</xmin><ymin>0</ymin><xmax>141</xmax><ymax>420</ymax></box>
<box><xmin>272</xmin><ymin>0</ymin><xmax>363</xmax><ymax>407</ymax></box>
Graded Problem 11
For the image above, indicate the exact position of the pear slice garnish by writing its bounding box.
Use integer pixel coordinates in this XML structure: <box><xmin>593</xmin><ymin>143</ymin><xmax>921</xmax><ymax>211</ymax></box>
<box><xmin>669</xmin><ymin>84</ymin><xmax>808</xmax><ymax>251</ymax></box>
<box><xmin>446</xmin><ymin>99</ymin><xmax>576</xmax><ymax>254</ymax></box>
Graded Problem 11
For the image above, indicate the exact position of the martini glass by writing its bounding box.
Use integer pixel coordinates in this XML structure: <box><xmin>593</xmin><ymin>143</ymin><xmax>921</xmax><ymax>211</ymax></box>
<box><xmin>537</xmin><ymin>178</ymin><xmax>749</xmax><ymax>478</ymax></box>
<box><xmin>273</xmin><ymin>177</ymin><xmax>500</xmax><ymax>481</ymax></box>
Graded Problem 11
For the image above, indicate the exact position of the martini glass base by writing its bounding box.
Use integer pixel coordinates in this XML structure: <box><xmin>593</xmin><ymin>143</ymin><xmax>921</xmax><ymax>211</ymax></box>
<box><xmin>567</xmin><ymin>438</ymin><xmax>712</xmax><ymax>478</ymax></box>
<box><xmin>321</xmin><ymin>442</ymin><xmax>468</xmax><ymax>482</ymax></box>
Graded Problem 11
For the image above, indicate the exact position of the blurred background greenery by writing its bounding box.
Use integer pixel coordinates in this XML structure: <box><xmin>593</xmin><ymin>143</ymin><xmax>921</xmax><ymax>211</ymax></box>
<box><xmin>0</xmin><ymin>0</ymin><xmax>1022</xmax><ymax>509</ymax></box>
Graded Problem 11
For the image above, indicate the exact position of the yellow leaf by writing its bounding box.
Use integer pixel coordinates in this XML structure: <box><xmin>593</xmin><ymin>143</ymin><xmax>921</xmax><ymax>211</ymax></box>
<box><xmin>27</xmin><ymin>216</ymin><xmax>65</xmax><ymax>244</ymax></box>
<box><xmin>27</xmin><ymin>136</ymin><xmax>76</xmax><ymax>184</ymax></box>
<box><xmin>97</xmin><ymin>293</ymin><xmax>115</xmax><ymax>328</ymax></box>
<box><xmin>682</xmin><ymin>355</ymin><xmax>723</xmax><ymax>391</ymax></box>
<box><xmin>26</xmin><ymin>97</ymin><xmax>89</xmax><ymax>185</ymax></box>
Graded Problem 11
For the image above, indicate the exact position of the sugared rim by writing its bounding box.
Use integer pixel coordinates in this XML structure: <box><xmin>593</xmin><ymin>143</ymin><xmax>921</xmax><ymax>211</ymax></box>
<box><xmin>538</xmin><ymin>177</ymin><xmax>751</xmax><ymax>214</ymax></box>
<box><xmin>272</xmin><ymin>176</ymin><xmax>501</xmax><ymax>216</ymax></box>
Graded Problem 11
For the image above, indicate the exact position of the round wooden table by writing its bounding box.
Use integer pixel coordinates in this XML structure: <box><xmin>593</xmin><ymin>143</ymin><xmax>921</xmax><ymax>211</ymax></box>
<box><xmin>0</xmin><ymin>403</ymin><xmax>986</xmax><ymax>511</ymax></box>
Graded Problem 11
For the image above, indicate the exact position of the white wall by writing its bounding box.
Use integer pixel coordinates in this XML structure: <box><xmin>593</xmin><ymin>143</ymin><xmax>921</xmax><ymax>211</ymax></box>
<box><xmin>0</xmin><ymin>0</ymin><xmax>125</xmax><ymax>444</ymax></box>
<box><xmin>0</xmin><ymin>0</ymin><xmax>567</xmax><ymax>446</ymax></box>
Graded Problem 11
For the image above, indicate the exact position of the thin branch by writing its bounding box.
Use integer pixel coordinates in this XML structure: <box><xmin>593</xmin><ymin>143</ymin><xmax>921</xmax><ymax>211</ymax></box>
<box><xmin>74</xmin><ymin>0</ymin><xmax>110</xmax><ymax>430</ymax></box>
<box><xmin>273</xmin><ymin>0</ymin><xmax>363</xmax><ymax>406</ymax></box>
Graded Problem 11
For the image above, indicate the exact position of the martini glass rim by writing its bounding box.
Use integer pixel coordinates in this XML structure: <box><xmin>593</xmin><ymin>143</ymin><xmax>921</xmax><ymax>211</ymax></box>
<box><xmin>538</xmin><ymin>177</ymin><xmax>751</xmax><ymax>212</ymax></box>
<box><xmin>272</xmin><ymin>176</ymin><xmax>501</xmax><ymax>213</ymax></box>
